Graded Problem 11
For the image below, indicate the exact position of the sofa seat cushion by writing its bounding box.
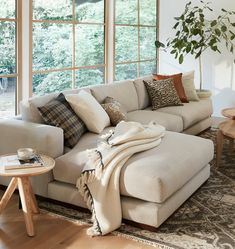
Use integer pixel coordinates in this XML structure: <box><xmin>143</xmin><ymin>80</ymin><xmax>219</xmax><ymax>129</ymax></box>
<box><xmin>90</xmin><ymin>80</ymin><xmax>139</xmax><ymax>112</ymax></box>
<box><xmin>54</xmin><ymin>130</ymin><xmax>213</xmax><ymax>204</ymax></box>
<box><xmin>119</xmin><ymin>131</ymin><xmax>214</xmax><ymax>203</ymax></box>
<box><xmin>127</xmin><ymin>109</ymin><xmax>183</xmax><ymax>132</ymax></box>
<box><xmin>157</xmin><ymin>99</ymin><xmax>213</xmax><ymax>129</ymax></box>
<box><xmin>53</xmin><ymin>127</ymin><xmax>114</xmax><ymax>184</ymax></box>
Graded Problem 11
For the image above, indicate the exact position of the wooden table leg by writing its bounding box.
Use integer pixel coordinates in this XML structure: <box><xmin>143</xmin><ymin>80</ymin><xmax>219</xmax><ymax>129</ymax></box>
<box><xmin>0</xmin><ymin>177</ymin><xmax>18</xmax><ymax>214</ymax></box>
<box><xmin>216</xmin><ymin>129</ymin><xmax>224</xmax><ymax>167</ymax></box>
<box><xmin>18</xmin><ymin>177</ymin><xmax>35</xmax><ymax>237</ymax></box>
<box><xmin>26</xmin><ymin>178</ymin><xmax>39</xmax><ymax>214</ymax></box>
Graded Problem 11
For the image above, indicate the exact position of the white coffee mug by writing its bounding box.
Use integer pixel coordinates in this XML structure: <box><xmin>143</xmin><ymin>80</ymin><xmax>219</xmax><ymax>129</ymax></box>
<box><xmin>17</xmin><ymin>148</ymin><xmax>36</xmax><ymax>160</ymax></box>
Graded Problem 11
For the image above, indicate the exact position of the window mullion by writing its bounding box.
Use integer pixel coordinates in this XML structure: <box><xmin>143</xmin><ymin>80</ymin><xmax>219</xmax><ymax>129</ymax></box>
<box><xmin>16</xmin><ymin>0</ymin><xmax>23</xmax><ymax>114</ymax></box>
<box><xmin>72</xmin><ymin>0</ymin><xmax>76</xmax><ymax>89</ymax></box>
<box><xmin>137</xmin><ymin>0</ymin><xmax>140</xmax><ymax>78</ymax></box>
<box><xmin>107</xmin><ymin>0</ymin><xmax>115</xmax><ymax>83</ymax></box>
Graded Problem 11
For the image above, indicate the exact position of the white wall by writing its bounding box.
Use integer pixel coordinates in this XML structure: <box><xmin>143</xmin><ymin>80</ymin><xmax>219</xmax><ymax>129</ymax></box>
<box><xmin>159</xmin><ymin>0</ymin><xmax>235</xmax><ymax>116</ymax></box>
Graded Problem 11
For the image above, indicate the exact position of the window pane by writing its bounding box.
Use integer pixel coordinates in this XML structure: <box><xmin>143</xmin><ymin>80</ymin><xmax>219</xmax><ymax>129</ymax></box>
<box><xmin>76</xmin><ymin>0</ymin><xmax>104</xmax><ymax>23</ymax></box>
<box><xmin>140</xmin><ymin>27</ymin><xmax>156</xmax><ymax>60</ymax></box>
<box><xmin>115</xmin><ymin>0</ymin><xmax>138</xmax><ymax>25</ymax></box>
<box><xmin>75</xmin><ymin>25</ymin><xmax>104</xmax><ymax>67</ymax></box>
<box><xmin>0</xmin><ymin>0</ymin><xmax>15</xmax><ymax>19</ymax></box>
<box><xmin>139</xmin><ymin>0</ymin><xmax>156</xmax><ymax>26</ymax></box>
<box><xmin>33</xmin><ymin>0</ymin><xmax>72</xmax><ymax>21</ymax></box>
<box><xmin>33</xmin><ymin>71</ymin><xmax>72</xmax><ymax>95</ymax></box>
<box><xmin>0</xmin><ymin>22</ymin><xmax>16</xmax><ymax>75</ymax></box>
<box><xmin>140</xmin><ymin>61</ymin><xmax>157</xmax><ymax>77</ymax></box>
<box><xmin>0</xmin><ymin>77</ymin><xmax>16</xmax><ymax>118</ymax></box>
<box><xmin>115</xmin><ymin>63</ymin><xmax>137</xmax><ymax>81</ymax></box>
<box><xmin>75</xmin><ymin>67</ymin><xmax>104</xmax><ymax>88</ymax></box>
<box><xmin>115</xmin><ymin>26</ymin><xmax>138</xmax><ymax>63</ymax></box>
<box><xmin>33</xmin><ymin>23</ymin><xmax>72</xmax><ymax>71</ymax></box>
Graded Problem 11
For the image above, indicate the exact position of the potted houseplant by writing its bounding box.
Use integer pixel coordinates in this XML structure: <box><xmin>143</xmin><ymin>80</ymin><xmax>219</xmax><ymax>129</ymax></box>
<box><xmin>156</xmin><ymin>1</ymin><xmax>235</xmax><ymax>97</ymax></box>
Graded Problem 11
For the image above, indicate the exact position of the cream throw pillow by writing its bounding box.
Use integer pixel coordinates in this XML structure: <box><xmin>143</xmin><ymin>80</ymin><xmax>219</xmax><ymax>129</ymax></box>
<box><xmin>66</xmin><ymin>90</ymin><xmax>110</xmax><ymax>134</ymax></box>
<box><xmin>182</xmin><ymin>71</ymin><xmax>199</xmax><ymax>101</ymax></box>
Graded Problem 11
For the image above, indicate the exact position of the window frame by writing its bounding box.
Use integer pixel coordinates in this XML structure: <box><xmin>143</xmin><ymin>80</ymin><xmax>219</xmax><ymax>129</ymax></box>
<box><xmin>113</xmin><ymin>0</ymin><xmax>159</xmax><ymax>81</ymax></box>
<box><xmin>0</xmin><ymin>0</ymin><xmax>22</xmax><ymax>115</ymax></box>
<box><xmin>29</xmin><ymin>0</ymin><xmax>107</xmax><ymax>97</ymax></box>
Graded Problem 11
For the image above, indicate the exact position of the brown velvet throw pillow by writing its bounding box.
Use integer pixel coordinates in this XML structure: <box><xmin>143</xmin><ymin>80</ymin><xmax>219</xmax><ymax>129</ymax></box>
<box><xmin>144</xmin><ymin>78</ymin><xmax>183</xmax><ymax>110</ymax></box>
<box><xmin>153</xmin><ymin>73</ymin><xmax>189</xmax><ymax>103</ymax></box>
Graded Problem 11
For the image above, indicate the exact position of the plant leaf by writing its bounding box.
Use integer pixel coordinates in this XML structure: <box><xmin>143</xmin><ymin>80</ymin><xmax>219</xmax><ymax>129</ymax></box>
<box><xmin>179</xmin><ymin>54</ymin><xmax>184</xmax><ymax>64</ymax></box>
<box><xmin>215</xmin><ymin>29</ymin><xmax>221</xmax><ymax>36</ymax></box>
<box><xmin>186</xmin><ymin>44</ymin><xmax>191</xmax><ymax>53</ymax></box>
<box><xmin>155</xmin><ymin>41</ymin><xmax>165</xmax><ymax>48</ymax></box>
<box><xmin>173</xmin><ymin>22</ymin><xmax>179</xmax><ymax>29</ymax></box>
<box><xmin>211</xmin><ymin>20</ymin><xmax>217</xmax><ymax>27</ymax></box>
<box><xmin>221</xmin><ymin>26</ymin><xmax>227</xmax><ymax>32</ymax></box>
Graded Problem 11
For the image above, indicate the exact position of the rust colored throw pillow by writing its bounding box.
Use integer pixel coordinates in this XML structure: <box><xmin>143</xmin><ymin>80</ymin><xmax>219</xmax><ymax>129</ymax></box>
<box><xmin>153</xmin><ymin>73</ymin><xmax>189</xmax><ymax>103</ymax></box>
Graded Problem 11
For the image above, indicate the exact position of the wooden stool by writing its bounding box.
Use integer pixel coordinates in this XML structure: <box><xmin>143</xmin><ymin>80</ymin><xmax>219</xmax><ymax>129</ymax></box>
<box><xmin>0</xmin><ymin>154</ymin><xmax>55</xmax><ymax>236</ymax></box>
<box><xmin>216</xmin><ymin>108</ymin><xmax>235</xmax><ymax>167</ymax></box>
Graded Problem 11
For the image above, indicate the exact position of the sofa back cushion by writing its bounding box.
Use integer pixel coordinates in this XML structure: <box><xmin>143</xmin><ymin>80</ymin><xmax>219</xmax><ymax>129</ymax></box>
<box><xmin>90</xmin><ymin>80</ymin><xmax>139</xmax><ymax>112</ymax></box>
<box><xmin>20</xmin><ymin>88</ymin><xmax>90</xmax><ymax>124</ymax></box>
<box><xmin>133</xmin><ymin>76</ymin><xmax>152</xmax><ymax>109</ymax></box>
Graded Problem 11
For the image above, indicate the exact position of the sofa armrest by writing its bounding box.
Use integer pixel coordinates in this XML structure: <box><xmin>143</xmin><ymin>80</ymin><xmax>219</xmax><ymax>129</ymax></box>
<box><xmin>0</xmin><ymin>119</ymin><xmax>64</xmax><ymax>158</ymax></box>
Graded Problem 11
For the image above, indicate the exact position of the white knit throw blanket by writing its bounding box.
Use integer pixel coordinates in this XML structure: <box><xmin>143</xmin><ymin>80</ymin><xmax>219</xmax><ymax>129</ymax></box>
<box><xmin>76</xmin><ymin>121</ymin><xmax>165</xmax><ymax>236</ymax></box>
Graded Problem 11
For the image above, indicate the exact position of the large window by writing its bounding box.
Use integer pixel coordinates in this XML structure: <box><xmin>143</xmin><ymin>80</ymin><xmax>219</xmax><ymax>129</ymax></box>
<box><xmin>114</xmin><ymin>0</ymin><xmax>157</xmax><ymax>81</ymax></box>
<box><xmin>0</xmin><ymin>0</ymin><xmax>21</xmax><ymax>118</ymax></box>
<box><xmin>31</xmin><ymin>0</ymin><xmax>106</xmax><ymax>96</ymax></box>
<box><xmin>0</xmin><ymin>1</ymin><xmax>159</xmax><ymax>118</ymax></box>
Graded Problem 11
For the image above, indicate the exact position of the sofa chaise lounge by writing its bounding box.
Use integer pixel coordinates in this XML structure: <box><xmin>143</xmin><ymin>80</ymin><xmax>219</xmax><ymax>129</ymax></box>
<box><xmin>0</xmin><ymin>76</ymin><xmax>214</xmax><ymax>229</ymax></box>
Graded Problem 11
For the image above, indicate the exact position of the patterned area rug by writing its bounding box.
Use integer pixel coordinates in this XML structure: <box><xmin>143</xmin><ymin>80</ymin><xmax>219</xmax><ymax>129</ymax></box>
<box><xmin>38</xmin><ymin>128</ymin><xmax>235</xmax><ymax>249</ymax></box>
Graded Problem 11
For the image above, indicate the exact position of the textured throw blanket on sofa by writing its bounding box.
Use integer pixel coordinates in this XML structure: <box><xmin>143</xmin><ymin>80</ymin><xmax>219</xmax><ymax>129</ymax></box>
<box><xmin>76</xmin><ymin>121</ymin><xmax>165</xmax><ymax>236</ymax></box>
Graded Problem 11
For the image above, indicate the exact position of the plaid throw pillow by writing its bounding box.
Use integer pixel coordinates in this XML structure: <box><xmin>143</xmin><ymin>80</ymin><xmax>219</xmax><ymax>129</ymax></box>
<box><xmin>144</xmin><ymin>78</ymin><xmax>183</xmax><ymax>110</ymax></box>
<box><xmin>38</xmin><ymin>93</ymin><xmax>87</xmax><ymax>148</ymax></box>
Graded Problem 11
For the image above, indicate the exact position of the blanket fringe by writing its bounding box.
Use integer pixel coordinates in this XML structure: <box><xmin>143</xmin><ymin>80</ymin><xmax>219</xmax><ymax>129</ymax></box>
<box><xmin>76</xmin><ymin>149</ymin><xmax>105</xmax><ymax>236</ymax></box>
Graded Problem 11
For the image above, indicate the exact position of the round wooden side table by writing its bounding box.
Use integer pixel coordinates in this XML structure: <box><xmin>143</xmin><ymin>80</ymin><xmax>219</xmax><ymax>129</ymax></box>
<box><xmin>0</xmin><ymin>154</ymin><xmax>55</xmax><ymax>237</ymax></box>
<box><xmin>216</xmin><ymin>108</ymin><xmax>235</xmax><ymax>167</ymax></box>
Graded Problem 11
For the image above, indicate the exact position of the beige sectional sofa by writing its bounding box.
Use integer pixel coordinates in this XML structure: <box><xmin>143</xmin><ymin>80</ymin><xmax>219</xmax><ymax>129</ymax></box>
<box><xmin>0</xmin><ymin>76</ymin><xmax>214</xmax><ymax>228</ymax></box>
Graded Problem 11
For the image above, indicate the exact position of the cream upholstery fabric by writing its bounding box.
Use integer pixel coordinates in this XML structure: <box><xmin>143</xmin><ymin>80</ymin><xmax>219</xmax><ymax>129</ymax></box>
<box><xmin>121</xmin><ymin>165</ymin><xmax>210</xmax><ymax>227</ymax></box>
<box><xmin>119</xmin><ymin>131</ymin><xmax>213</xmax><ymax>203</ymax></box>
<box><xmin>53</xmin><ymin>127</ymin><xmax>114</xmax><ymax>184</ymax></box>
<box><xmin>66</xmin><ymin>90</ymin><xmax>110</xmax><ymax>133</ymax></box>
<box><xmin>48</xmin><ymin>164</ymin><xmax>210</xmax><ymax>227</ymax></box>
<box><xmin>182</xmin><ymin>71</ymin><xmax>199</xmax><ymax>101</ymax></box>
<box><xmin>157</xmin><ymin>99</ymin><xmax>213</xmax><ymax>129</ymax></box>
<box><xmin>133</xmin><ymin>76</ymin><xmax>152</xmax><ymax>109</ymax></box>
<box><xmin>0</xmin><ymin>119</ymin><xmax>64</xmax><ymax>158</ymax></box>
<box><xmin>53</xmin><ymin>131</ymin><xmax>213</xmax><ymax>203</ymax></box>
<box><xmin>183</xmin><ymin>117</ymin><xmax>212</xmax><ymax>135</ymax></box>
<box><xmin>48</xmin><ymin>181</ymin><xmax>87</xmax><ymax>208</ymax></box>
<box><xmin>20</xmin><ymin>88</ymin><xmax>90</xmax><ymax>124</ymax></box>
<box><xmin>91</xmin><ymin>81</ymin><xmax>139</xmax><ymax>112</ymax></box>
<box><xmin>127</xmin><ymin>109</ymin><xmax>183</xmax><ymax>132</ymax></box>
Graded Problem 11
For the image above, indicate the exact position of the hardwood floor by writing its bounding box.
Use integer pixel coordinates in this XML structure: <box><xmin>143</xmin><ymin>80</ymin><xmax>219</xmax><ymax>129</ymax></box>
<box><xmin>0</xmin><ymin>191</ymin><xmax>155</xmax><ymax>249</ymax></box>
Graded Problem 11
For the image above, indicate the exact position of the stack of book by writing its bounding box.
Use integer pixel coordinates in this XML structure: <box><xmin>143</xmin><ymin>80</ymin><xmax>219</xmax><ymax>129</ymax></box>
<box><xmin>1</xmin><ymin>154</ymin><xmax>44</xmax><ymax>170</ymax></box>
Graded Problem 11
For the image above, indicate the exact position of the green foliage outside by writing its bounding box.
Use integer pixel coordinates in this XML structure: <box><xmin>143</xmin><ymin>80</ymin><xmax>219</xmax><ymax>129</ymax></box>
<box><xmin>0</xmin><ymin>0</ymin><xmax>157</xmax><ymax>97</ymax></box>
